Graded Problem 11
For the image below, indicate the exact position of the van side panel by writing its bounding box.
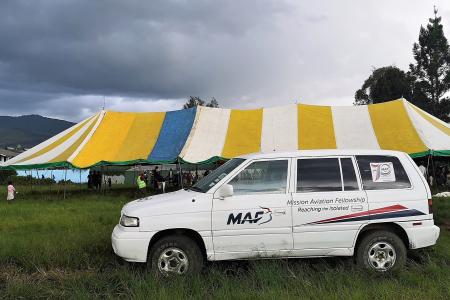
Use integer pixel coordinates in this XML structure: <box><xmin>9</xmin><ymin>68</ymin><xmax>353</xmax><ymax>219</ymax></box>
<box><xmin>359</xmin><ymin>154</ymin><xmax>431</xmax><ymax>226</ymax></box>
<box><xmin>404</xmin><ymin>153</ymin><xmax>432</xmax><ymax>200</ymax></box>
<box><xmin>394</xmin><ymin>219</ymin><xmax>440</xmax><ymax>249</ymax></box>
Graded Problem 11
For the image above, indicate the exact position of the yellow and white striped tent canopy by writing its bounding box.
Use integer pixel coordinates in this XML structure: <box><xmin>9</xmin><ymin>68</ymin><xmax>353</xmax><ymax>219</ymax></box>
<box><xmin>2</xmin><ymin>98</ymin><xmax>450</xmax><ymax>170</ymax></box>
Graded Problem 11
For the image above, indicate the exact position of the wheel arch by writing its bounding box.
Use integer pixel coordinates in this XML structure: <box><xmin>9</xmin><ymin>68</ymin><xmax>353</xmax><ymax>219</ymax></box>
<box><xmin>354</xmin><ymin>222</ymin><xmax>410</xmax><ymax>251</ymax></box>
<box><xmin>147</xmin><ymin>228</ymin><xmax>207</xmax><ymax>260</ymax></box>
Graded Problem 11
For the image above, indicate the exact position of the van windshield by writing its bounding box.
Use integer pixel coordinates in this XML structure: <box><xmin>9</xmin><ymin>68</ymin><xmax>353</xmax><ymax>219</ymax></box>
<box><xmin>190</xmin><ymin>158</ymin><xmax>245</xmax><ymax>193</ymax></box>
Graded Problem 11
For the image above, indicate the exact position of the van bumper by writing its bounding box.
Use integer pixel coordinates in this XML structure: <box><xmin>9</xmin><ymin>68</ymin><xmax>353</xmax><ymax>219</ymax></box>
<box><xmin>402</xmin><ymin>221</ymin><xmax>440</xmax><ymax>249</ymax></box>
<box><xmin>111</xmin><ymin>225</ymin><xmax>151</xmax><ymax>263</ymax></box>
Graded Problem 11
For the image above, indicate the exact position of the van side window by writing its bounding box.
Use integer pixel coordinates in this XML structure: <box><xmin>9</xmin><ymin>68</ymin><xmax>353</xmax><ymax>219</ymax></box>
<box><xmin>341</xmin><ymin>158</ymin><xmax>359</xmax><ymax>191</ymax></box>
<box><xmin>228</xmin><ymin>160</ymin><xmax>288</xmax><ymax>194</ymax></box>
<box><xmin>356</xmin><ymin>155</ymin><xmax>411</xmax><ymax>190</ymax></box>
<box><xmin>297</xmin><ymin>158</ymin><xmax>342</xmax><ymax>192</ymax></box>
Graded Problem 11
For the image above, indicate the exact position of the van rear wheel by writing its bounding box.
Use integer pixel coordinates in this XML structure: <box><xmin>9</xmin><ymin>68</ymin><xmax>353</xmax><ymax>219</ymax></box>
<box><xmin>356</xmin><ymin>231</ymin><xmax>406</xmax><ymax>273</ymax></box>
<box><xmin>148</xmin><ymin>235</ymin><xmax>203</xmax><ymax>276</ymax></box>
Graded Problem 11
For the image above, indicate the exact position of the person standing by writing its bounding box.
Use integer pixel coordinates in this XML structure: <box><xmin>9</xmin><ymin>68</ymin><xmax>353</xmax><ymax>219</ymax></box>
<box><xmin>443</xmin><ymin>165</ymin><xmax>449</xmax><ymax>187</ymax></box>
<box><xmin>152</xmin><ymin>167</ymin><xmax>159</xmax><ymax>190</ymax></box>
<box><xmin>186</xmin><ymin>172</ymin><xmax>193</xmax><ymax>186</ymax></box>
<box><xmin>169</xmin><ymin>168</ymin><xmax>174</xmax><ymax>184</ymax></box>
<box><xmin>92</xmin><ymin>171</ymin><xmax>98</xmax><ymax>190</ymax></box>
<box><xmin>144</xmin><ymin>171</ymin><xmax>149</xmax><ymax>188</ymax></box>
<box><xmin>87</xmin><ymin>171</ymin><xmax>93</xmax><ymax>189</ymax></box>
<box><xmin>97</xmin><ymin>171</ymin><xmax>102</xmax><ymax>190</ymax></box>
<box><xmin>194</xmin><ymin>170</ymin><xmax>199</xmax><ymax>184</ymax></box>
<box><xmin>136</xmin><ymin>173</ymin><xmax>146</xmax><ymax>197</ymax></box>
<box><xmin>6</xmin><ymin>181</ymin><xmax>15</xmax><ymax>203</ymax></box>
<box><xmin>418</xmin><ymin>163</ymin><xmax>427</xmax><ymax>177</ymax></box>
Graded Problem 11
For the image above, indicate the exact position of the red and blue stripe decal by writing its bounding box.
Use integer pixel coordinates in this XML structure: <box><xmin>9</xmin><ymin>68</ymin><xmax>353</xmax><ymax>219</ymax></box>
<box><xmin>310</xmin><ymin>205</ymin><xmax>425</xmax><ymax>225</ymax></box>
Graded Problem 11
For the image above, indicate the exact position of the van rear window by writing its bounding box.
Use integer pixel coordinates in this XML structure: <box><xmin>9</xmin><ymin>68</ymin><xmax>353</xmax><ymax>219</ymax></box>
<box><xmin>356</xmin><ymin>155</ymin><xmax>411</xmax><ymax>190</ymax></box>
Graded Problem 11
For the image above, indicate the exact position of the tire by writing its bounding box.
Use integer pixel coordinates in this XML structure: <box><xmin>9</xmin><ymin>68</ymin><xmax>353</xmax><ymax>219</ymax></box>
<box><xmin>148</xmin><ymin>235</ymin><xmax>204</xmax><ymax>276</ymax></box>
<box><xmin>356</xmin><ymin>230</ymin><xmax>406</xmax><ymax>273</ymax></box>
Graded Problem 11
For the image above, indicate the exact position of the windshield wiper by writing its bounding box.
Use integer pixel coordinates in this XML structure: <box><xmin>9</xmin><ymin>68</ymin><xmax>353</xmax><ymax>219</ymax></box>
<box><xmin>187</xmin><ymin>186</ymin><xmax>203</xmax><ymax>192</ymax></box>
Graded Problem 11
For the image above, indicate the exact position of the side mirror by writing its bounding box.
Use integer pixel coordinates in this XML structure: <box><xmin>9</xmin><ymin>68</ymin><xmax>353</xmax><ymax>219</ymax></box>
<box><xmin>216</xmin><ymin>184</ymin><xmax>233</xmax><ymax>200</ymax></box>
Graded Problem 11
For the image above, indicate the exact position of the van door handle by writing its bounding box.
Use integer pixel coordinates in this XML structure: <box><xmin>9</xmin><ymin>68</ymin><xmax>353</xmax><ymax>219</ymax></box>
<box><xmin>351</xmin><ymin>205</ymin><xmax>363</xmax><ymax>212</ymax></box>
<box><xmin>274</xmin><ymin>209</ymin><xmax>286</xmax><ymax>215</ymax></box>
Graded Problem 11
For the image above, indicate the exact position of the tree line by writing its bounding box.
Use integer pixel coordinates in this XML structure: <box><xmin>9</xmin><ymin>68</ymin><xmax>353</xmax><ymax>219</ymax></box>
<box><xmin>355</xmin><ymin>8</ymin><xmax>450</xmax><ymax>122</ymax></box>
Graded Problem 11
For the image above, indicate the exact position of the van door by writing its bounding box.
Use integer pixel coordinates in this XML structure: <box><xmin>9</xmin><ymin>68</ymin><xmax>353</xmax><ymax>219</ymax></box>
<box><xmin>212</xmin><ymin>158</ymin><xmax>293</xmax><ymax>259</ymax></box>
<box><xmin>291</xmin><ymin>156</ymin><xmax>368</xmax><ymax>255</ymax></box>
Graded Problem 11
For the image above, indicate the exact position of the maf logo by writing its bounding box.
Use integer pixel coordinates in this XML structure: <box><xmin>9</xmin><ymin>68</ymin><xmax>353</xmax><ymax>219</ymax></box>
<box><xmin>227</xmin><ymin>207</ymin><xmax>272</xmax><ymax>225</ymax></box>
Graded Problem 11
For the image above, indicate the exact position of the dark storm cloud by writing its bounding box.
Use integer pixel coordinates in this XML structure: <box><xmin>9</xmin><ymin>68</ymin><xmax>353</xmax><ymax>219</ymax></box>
<box><xmin>0</xmin><ymin>0</ymin><xmax>449</xmax><ymax>121</ymax></box>
<box><xmin>0</xmin><ymin>0</ymin><xmax>290</xmax><ymax>97</ymax></box>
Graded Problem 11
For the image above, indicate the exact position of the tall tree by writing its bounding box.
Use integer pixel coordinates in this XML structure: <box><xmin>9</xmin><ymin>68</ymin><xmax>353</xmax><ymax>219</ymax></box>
<box><xmin>183</xmin><ymin>96</ymin><xmax>220</xmax><ymax>109</ymax></box>
<box><xmin>354</xmin><ymin>66</ymin><xmax>412</xmax><ymax>105</ymax></box>
<box><xmin>409</xmin><ymin>7</ymin><xmax>450</xmax><ymax>121</ymax></box>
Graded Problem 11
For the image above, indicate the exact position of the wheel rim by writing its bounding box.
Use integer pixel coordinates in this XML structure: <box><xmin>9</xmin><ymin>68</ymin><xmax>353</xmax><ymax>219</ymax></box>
<box><xmin>367</xmin><ymin>241</ymin><xmax>396</xmax><ymax>271</ymax></box>
<box><xmin>158</xmin><ymin>247</ymin><xmax>189</xmax><ymax>275</ymax></box>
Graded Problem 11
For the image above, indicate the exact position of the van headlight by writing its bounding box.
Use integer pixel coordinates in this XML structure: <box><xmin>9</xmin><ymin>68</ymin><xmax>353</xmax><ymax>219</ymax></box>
<box><xmin>120</xmin><ymin>215</ymin><xmax>139</xmax><ymax>227</ymax></box>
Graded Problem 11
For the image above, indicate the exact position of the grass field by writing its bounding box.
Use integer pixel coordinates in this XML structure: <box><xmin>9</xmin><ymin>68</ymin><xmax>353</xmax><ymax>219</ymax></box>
<box><xmin>0</xmin><ymin>187</ymin><xmax>449</xmax><ymax>299</ymax></box>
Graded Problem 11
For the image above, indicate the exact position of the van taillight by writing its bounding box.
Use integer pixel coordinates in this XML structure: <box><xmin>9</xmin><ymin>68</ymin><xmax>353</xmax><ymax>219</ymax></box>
<box><xmin>428</xmin><ymin>199</ymin><xmax>433</xmax><ymax>214</ymax></box>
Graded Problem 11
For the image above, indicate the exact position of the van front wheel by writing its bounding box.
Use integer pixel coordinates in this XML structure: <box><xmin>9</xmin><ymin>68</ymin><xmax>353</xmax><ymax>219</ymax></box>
<box><xmin>148</xmin><ymin>235</ymin><xmax>203</xmax><ymax>276</ymax></box>
<box><xmin>356</xmin><ymin>231</ymin><xmax>406</xmax><ymax>273</ymax></box>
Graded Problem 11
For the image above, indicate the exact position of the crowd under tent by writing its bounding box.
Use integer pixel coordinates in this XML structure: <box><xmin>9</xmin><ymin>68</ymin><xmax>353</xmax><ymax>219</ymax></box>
<box><xmin>2</xmin><ymin>98</ymin><xmax>450</xmax><ymax>171</ymax></box>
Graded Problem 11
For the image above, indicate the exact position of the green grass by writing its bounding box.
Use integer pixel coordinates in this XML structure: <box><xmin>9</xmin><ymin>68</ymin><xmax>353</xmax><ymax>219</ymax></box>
<box><xmin>0</xmin><ymin>189</ymin><xmax>449</xmax><ymax>299</ymax></box>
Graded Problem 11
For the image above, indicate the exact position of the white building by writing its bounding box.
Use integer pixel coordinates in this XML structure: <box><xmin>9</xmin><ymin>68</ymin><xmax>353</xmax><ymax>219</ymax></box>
<box><xmin>0</xmin><ymin>149</ymin><xmax>18</xmax><ymax>163</ymax></box>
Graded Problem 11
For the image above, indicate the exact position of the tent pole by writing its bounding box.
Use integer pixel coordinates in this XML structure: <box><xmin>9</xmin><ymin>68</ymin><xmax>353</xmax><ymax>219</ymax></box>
<box><xmin>49</xmin><ymin>169</ymin><xmax>53</xmax><ymax>196</ymax></box>
<box><xmin>30</xmin><ymin>170</ymin><xmax>33</xmax><ymax>193</ymax></box>
<box><xmin>133</xmin><ymin>164</ymin><xmax>137</xmax><ymax>197</ymax></box>
<box><xmin>36</xmin><ymin>169</ymin><xmax>39</xmax><ymax>194</ymax></box>
<box><xmin>178</xmin><ymin>159</ymin><xmax>183</xmax><ymax>189</ymax></box>
<box><xmin>63</xmin><ymin>168</ymin><xmax>67</xmax><ymax>199</ymax></box>
<box><xmin>431</xmin><ymin>155</ymin><xmax>437</xmax><ymax>192</ymax></box>
<box><xmin>104</xmin><ymin>166</ymin><xmax>107</xmax><ymax>195</ymax></box>
<box><xmin>79</xmin><ymin>169</ymin><xmax>82</xmax><ymax>196</ymax></box>
<box><xmin>101</xmin><ymin>166</ymin><xmax>104</xmax><ymax>195</ymax></box>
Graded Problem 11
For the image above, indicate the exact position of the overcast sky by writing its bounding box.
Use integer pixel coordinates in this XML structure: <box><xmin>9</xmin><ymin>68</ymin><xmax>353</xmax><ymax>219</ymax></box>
<box><xmin>1</xmin><ymin>0</ymin><xmax>450</xmax><ymax>122</ymax></box>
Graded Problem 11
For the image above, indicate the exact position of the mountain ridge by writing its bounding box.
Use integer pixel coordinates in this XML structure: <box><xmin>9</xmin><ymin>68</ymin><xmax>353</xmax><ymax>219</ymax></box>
<box><xmin>0</xmin><ymin>114</ymin><xmax>75</xmax><ymax>148</ymax></box>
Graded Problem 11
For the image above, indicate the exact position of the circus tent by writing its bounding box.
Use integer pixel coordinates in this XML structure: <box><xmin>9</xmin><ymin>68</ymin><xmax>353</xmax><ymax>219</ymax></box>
<box><xmin>2</xmin><ymin>98</ymin><xmax>450</xmax><ymax>170</ymax></box>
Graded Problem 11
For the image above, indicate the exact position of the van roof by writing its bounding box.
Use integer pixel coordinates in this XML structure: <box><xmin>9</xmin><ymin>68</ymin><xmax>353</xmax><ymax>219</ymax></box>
<box><xmin>237</xmin><ymin>149</ymin><xmax>408</xmax><ymax>160</ymax></box>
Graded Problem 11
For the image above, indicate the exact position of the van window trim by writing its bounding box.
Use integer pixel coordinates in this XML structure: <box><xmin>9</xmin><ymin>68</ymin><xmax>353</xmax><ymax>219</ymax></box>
<box><xmin>220</xmin><ymin>157</ymin><xmax>292</xmax><ymax>196</ymax></box>
<box><xmin>340</xmin><ymin>156</ymin><xmax>363</xmax><ymax>192</ymax></box>
<box><xmin>338</xmin><ymin>158</ymin><xmax>344</xmax><ymax>191</ymax></box>
<box><xmin>294</xmin><ymin>155</ymin><xmax>362</xmax><ymax>193</ymax></box>
<box><xmin>354</xmin><ymin>154</ymin><xmax>414</xmax><ymax>191</ymax></box>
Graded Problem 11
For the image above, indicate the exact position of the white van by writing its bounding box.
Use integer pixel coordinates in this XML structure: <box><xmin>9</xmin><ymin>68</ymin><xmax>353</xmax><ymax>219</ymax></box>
<box><xmin>112</xmin><ymin>150</ymin><xmax>440</xmax><ymax>275</ymax></box>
